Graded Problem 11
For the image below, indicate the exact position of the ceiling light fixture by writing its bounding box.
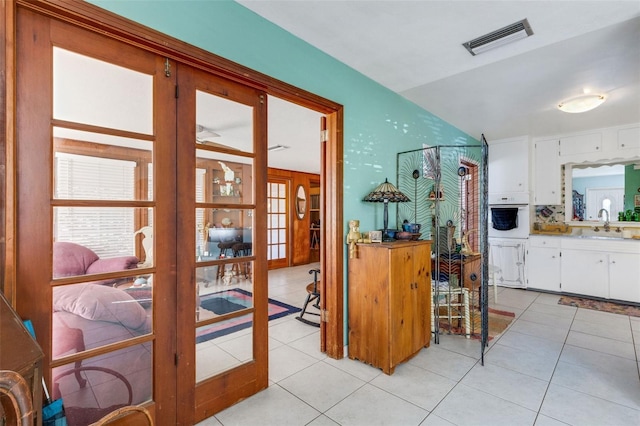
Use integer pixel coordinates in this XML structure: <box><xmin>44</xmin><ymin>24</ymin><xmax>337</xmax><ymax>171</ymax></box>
<box><xmin>268</xmin><ymin>144</ymin><xmax>289</xmax><ymax>152</ymax></box>
<box><xmin>196</xmin><ymin>124</ymin><xmax>221</xmax><ymax>142</ymax></box>
<box><xmin>463</xmin><ymin>18</ymin><xmax>533</xmax><ymax>56</ymax></box>
<box><xmin>557</xmin><ymin>94</ymin><xmax>606</xmax><ymax>113</ymax></box>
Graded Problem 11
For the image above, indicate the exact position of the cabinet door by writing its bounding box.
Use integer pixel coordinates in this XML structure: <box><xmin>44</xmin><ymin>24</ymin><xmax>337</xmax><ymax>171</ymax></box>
<box><xmin>533</xmin><ymin>139</ymin><xmax>560</xmax><ymax>205</ymax></box>
<box><xmin>488</xmin><ymin>138</ymin><xmax>529</xmax><ymax>194</ymax></box>
<box><xmin>561</xmin><ymin>250</ymin><xmax>608</xmax><ymax>297</ymax></box>
<box><xmin>617</xmin><ymin>126</ymin><xmax>640</xmax><ymax>151</ymax></box>
<box><xmin>389</xmin><ymin>246</ymin><xmax>418</xmax><ymax>366</ymax></box>
<box><xmin>527</xmin><ymin>247</ymin><xmax>560</xmax><ymax>292</ymax></box>
<box><xmin>559</xmin><ymin>132</ymin><xmax>602</xmax><ymax>156</ymax></box>
<box><xmin>608</xmin><ymin>253</ymin><xmax>640</xmax><ymax>303</ymax></box>
<box><xmin>413</xmin><ymin>243</ymin><xmax>431</xmax><ymax>350</ymax></box>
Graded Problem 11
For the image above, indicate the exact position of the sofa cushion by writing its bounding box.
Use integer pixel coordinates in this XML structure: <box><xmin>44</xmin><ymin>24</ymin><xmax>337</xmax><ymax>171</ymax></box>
<box><xmin>86</xmin><ymin>256</ymin><xmax>139</xmax><ymax>275</ymax></box>
<box><xmin>53</xmin><ymin>242</ymin><xmax>100</xmax><ymax>278</ymax></box>
<box><xmin>54</xmin><ymin>283</ymin><xmax>147</xmax><ymax>330</ymax></box>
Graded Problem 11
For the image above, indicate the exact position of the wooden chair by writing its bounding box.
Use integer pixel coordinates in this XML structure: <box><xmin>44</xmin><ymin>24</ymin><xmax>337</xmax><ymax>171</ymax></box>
<box><xmin>296</xmin><ymin>269</ymin><xmax>321</xmax><ymax>327</ymax></box>
<box><xmin>89</xmin><ymin>405</ymin><xmax>153</xmax><ymax>425</ymax></box>
<box><xmin>0</xmin><ymin>370</ymin><xmax>34</xmax><ymax>426</ymax></box>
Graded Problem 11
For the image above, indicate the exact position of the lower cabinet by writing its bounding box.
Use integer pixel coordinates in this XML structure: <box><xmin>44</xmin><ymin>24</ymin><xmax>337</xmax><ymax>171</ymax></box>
<box><xmin>608</xmin><ymin>252</ymin><xmax>640</xmax><ymax>303</ymax></box>
<box><xmin>527</xmin><ymin>237</ymin><xmax>561</xmax><ymax>292</ymax></box>
<box><xmin>560</xmin><ymin>249</ymin><xmax>609</xmax><ymax>298</ymax></box>
<box><xmin>530</xmin><ymin>237</ymin><xmax>640</xmax><ymax>303</ymax></box>
<box><xmin>348</xmin><ymin>240</ymin><xmax>432</xmax><ymax>375</ymax></box>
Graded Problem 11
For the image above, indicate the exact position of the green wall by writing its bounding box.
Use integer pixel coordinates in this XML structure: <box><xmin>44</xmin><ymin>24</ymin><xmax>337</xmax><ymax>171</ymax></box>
<box><xmin>90</xmin><ymin>0</ymin><xmax>477</xmax><ymax>233</ymax></box>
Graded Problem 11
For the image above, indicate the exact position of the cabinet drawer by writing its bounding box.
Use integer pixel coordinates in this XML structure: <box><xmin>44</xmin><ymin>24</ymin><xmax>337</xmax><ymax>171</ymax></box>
<box><xmin>529</xmin><ymin>236</ymin><xmax>560</xmax><ymax>248</ymax></box>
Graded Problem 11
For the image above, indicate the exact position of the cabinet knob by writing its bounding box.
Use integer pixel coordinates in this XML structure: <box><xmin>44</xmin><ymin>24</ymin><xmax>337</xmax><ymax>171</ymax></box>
<box><xmin>611</xmin><ymin>260</ymin><xmax>616</xmax><ymax>264</ymax></box>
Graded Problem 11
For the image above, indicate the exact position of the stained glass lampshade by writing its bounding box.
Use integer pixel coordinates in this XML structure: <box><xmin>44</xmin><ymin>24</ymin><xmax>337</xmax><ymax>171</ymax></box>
<box><xmin>363</xmin><ymin>178</ymin><xmax>410</xmax><ymax>240</ymax></box>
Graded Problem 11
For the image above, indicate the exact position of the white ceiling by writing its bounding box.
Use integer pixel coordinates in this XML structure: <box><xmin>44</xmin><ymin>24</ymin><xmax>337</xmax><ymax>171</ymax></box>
<box><xmin>241</xmin><ymin>0</ymin><xmax>640</xmax><ymax>172</ymax></box>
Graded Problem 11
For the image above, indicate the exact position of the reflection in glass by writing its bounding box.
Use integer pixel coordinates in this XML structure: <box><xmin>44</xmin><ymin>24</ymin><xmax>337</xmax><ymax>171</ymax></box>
<box><xmin>196</xmin><ymin>91</ymin><xmax>253</xmax><ymax>153</ymax></box>
<box><xmin>53</xmin><ymin>47</ymin><xmax>152</xmax><ymax>134</ymax></box>
<box><xmin>51</xmin><ymin>344</ymin><xmax>152</xmax><ymax>423</ymax></box>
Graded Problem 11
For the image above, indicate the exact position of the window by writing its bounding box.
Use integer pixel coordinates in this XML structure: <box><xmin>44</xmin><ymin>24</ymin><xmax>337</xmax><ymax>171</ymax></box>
<box><xmin>54</xmin><ymin>152</ymin><xmax>137</xmax><ymax>258</ymax></box>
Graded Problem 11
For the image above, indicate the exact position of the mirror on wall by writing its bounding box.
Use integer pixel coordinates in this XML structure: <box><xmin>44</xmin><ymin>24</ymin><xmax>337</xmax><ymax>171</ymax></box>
<box><xmin>295</xmin><ymin>184</ymin><xmax>307</xmax><ymax>219</ymax></box>
<box><xmin>568</xmin><ymin>161</ymin><xmax>640</xmax><ymax>222</ymax></box>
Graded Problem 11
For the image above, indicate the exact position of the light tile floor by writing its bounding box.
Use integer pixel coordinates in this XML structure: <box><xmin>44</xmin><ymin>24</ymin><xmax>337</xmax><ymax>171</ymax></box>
<box><xmin>197</xmin><ymin>264</ymin><xmax>640</xmax><ymax>426</ymax></box>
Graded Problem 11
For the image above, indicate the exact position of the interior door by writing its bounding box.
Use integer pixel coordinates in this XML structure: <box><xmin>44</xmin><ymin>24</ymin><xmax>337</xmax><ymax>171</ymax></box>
<box><xmin>175</xmin><ymin>66</ymin><xmax>268</xmax><ymax>422</ymax></box>
<box><xmin>267</xmin><ymin>178</ymin><xmax>290</xmax><ymax>269</ymax></box>
<box><xmin>15</xmin><ymin>10</ymin><xmax>177</xmax><ymax>423</ymax></box>
<box><xmin>16</xmin><ymin>9</ymin><xmax>269</xmax><ymax>424</ymax></box>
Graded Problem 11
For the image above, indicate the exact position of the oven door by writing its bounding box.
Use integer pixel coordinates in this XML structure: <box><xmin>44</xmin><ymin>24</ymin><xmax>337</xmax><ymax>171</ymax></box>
<box><xmin>488</xmin><ymin>205</ymin><xmax>530</xmax><ymax>239</ymax></box>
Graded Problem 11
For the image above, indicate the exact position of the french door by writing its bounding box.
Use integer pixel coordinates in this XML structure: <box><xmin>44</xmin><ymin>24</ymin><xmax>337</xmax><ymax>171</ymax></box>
<box><xmin>267</xmin><ymin>178</ymin><xmax>290</xmax><ymax>269</ymax></box>
<box><xmin>15</xmin><ymin>9</ymin><xmax>267</xmax><ymax>424</ymax></box>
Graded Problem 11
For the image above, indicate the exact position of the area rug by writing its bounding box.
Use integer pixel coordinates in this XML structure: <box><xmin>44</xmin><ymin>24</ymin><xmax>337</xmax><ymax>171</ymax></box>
<box><xmin>435</xmin><ymin>307</ymin><xmax>515</xmax><ymax>340</ymax></box>
<box><xmin>196</xmin><ymin>288</ymin><xmax>300</xmax><ymax>343</ymax></box>
<box><xmin>558</xmin><ymin>296</ymin><xmax>640</xmax><ymax>317</ymax></box>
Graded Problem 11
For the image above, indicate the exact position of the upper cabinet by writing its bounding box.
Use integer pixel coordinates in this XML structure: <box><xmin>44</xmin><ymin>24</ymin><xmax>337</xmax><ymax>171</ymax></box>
<box><xmin>559</xmin><ymin>132</ymin><xmax>602</xmax><ymax>157</ymax></box>
<box><xmin>533</xmin><ymin>138</ymin><xmax>561</xmax><ymax>205</ymax></box>
<box><xmin>488</xmin><ymin>136</ymin><xmax>529</xmax><ymax>195</ymax></box>
<box><xmin>617</xmin><ymin>125</ymin><xmax>640</xmax><ymax>151</ymax></box>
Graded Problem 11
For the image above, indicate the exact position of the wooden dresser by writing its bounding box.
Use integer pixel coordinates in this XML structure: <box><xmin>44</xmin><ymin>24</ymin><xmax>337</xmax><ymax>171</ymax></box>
<box><xmin>0</xmin><ymin>292</ymin><xmax>44</xmax><ymax>425</ymax></box>
<box><xmin>348</xmin><ymin>240</ymin><xmax>432</xmax><ymax>374</ymax></box>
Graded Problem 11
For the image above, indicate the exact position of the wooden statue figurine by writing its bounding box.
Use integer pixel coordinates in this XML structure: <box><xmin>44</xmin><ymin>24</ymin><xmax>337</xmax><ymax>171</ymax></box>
<box><xmin>347</xmin><ymin>219</ymin><xmax>361</xmax><ymax>259</ymax></box>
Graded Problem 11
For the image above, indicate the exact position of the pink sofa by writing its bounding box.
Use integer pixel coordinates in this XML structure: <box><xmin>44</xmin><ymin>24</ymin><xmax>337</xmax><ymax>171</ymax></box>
<box><xmin>51</xmin><ymin>242</ymin><xmax>151</xmax><ymax>424</ymax></box>
<box><xmin>53</xmin><ymin>242</ymin><xmax>139</xmax><ymax>283</ymax></box>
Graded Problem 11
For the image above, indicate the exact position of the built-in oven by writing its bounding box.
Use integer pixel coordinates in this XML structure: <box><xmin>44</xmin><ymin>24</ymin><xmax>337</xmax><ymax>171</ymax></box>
<box><xmin>488</xmin><ymin>192</ymin><xmax>529</xmax><ymax>288</ymax></box>
<box><xmin>488</xmin><ymin>193</ymin><xmax>530</xmax><ymax>239</ymax></box>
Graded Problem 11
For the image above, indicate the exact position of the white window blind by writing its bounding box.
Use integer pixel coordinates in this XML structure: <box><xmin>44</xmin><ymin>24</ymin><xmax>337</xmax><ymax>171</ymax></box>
<box><xmin>196</xmin><ymin>168</ymin><xmax>206</xmax><ymax>254</ymax></box>
<box><xmin>55</xmin><ymin>153</ymin><xmax>136</xmax><ymax>258</ymax></box>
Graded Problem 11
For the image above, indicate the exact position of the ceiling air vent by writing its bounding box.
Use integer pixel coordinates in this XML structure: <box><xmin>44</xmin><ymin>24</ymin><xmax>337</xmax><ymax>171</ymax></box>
<box><xmin>463</xmin><ymin>18</ymin><xmax>533</xmax><ymax>56</ymax></box>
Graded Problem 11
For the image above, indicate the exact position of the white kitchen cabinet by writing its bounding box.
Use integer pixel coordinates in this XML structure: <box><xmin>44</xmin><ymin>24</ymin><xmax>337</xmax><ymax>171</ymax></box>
<box><xmin>559</xmin><ymin>238</ymin><xmax>640</xmax><ymax>302</ymax></box>
<box><xmin>533</xmin><ymin>138</ymin><xmax>561</xmax><ymax>205</ymax></box>
<box><xmin>608</xmin><ymin>252</ymin><xmax>640</xmax><ymax>303</ymax></box>
<box><xmin>488</xmin><ymin>137</ymin><xmax>529</xmax><ymax>194</ymax></box>
<box><xmin>526</xmin><ymin>236</ymin><xmax>560</xmax><ymax>292</ymax></box>
<box><xmin>560</xmin><ymin>249</ymin><xmax>609</xmax><ymax>298</ymax></box>
<box><xmin>559</xmin><ymin>132</ymin><xmax>602</xmax><ymax>157</ymax></box>
<box><xmin>617</xmin><ymin>125</ymin><xmax>640</xmax><ymax>151</ymax></box>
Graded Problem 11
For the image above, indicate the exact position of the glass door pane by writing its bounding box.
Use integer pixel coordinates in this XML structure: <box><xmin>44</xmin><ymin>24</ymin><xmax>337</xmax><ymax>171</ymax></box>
<box><xmin>176</xmin><ymin>65</ymin><xmax>267</xmax><ymax>420</ymax></box>
<box><xmin>267</xmin><ymin>180</ymin><xmax>288</xmax><ymax>266</ymax></box>
<box><xmin>49</xmin><ymin>46</ymin><xmax>157</xmax><ymax>422</ymax></box>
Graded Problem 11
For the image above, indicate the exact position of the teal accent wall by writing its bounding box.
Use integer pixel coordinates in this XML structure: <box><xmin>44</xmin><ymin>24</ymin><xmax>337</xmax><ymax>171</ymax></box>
<box><xmin>90</xmin><ymin>0</ymin><xmax>477</xmax><ymax>233</ymax></box>
<box><xmin>89</xmin><ymin>0</ymin><xmax>478</xmax><ymax>344</ymax></box>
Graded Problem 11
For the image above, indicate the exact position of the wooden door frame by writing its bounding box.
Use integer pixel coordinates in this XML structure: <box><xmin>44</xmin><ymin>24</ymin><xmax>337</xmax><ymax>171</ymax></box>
<box><xmin>3</xmin><ymin>0</ymin><xmax>343</xmax><ymax>355</ymax></box>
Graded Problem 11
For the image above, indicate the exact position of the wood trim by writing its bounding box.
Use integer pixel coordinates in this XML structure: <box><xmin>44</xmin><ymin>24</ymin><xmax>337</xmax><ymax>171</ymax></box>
<box><xmin>1</xmin><ymin>0</ymin><xmax>17</xmax><ymax>305</ymax></box>
<box><xmin>17</xmin><ymin>0</ymin><xmax>341</xmax><ymax>114</ymax></box>
<box><xmin>322</xmin><ymin>110</ymin><xmax>344</xmax><ymax>359</ymax></box>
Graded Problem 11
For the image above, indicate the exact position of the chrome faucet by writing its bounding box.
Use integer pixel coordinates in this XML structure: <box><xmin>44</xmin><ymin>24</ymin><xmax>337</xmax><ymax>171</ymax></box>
<box><xmin>597</xmin><ymin>208</ymin><xmax>610</xmax><ymax>232</ymax></box>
